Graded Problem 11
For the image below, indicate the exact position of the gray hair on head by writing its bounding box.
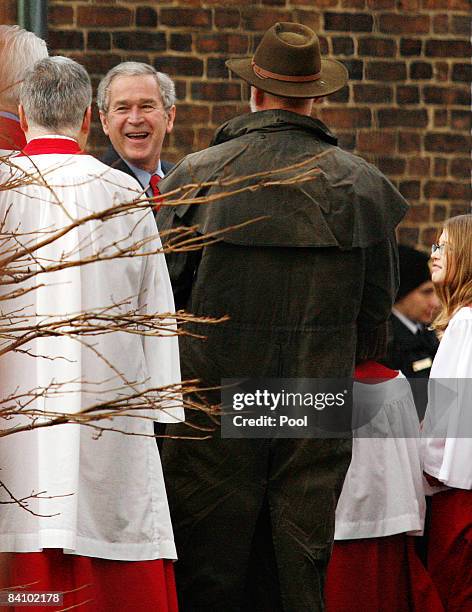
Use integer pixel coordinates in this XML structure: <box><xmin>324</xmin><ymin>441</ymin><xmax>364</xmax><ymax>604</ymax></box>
<box><xmin>97</xmin><ymin>61</ymin><xmax>176</xmax><ymax>113</ymax></box>
<box><xmin>0</xmin><ymin>25</ymin><xmax>48</xmax><ymax>110</ymax></box>
<box><xmin>20</xmin><ymin>56</ymin><xmax>92</xmax><ymax>134</ymax></box>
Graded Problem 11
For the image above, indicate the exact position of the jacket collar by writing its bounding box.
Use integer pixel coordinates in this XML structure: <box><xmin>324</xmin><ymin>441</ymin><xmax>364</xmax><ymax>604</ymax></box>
<box><xmin>211</xmin><ymin>109</ymin><xmax>337</xmax><ymax>147</ymax></box>
<box><xmin>16</xmin><ymin>136</ymin><xmax>83</xmax><ymax>157</ymax></box>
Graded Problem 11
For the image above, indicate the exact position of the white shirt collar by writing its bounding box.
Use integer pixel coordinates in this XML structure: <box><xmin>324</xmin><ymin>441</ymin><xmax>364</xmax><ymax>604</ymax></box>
<box><xmin>124</xmin><ymin>160</ymin><xmax>163</xmax><ymax>192</ymax></box>
<box><xmin>392</xmin><ymin>307</ymin><xmax>420</xmax><ymax>334</ymax></box>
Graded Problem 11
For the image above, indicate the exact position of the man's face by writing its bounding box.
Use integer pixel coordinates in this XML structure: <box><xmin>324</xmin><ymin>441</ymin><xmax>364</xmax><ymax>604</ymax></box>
<box><xmin>395</xmin><ymin>280</ymin><xmax>440</xmax><ymax>325</ymax></box>
<box><xmin>100</xmin><ymin>74</ymin><xmax>175</xmax><ymax>173</ymax></box>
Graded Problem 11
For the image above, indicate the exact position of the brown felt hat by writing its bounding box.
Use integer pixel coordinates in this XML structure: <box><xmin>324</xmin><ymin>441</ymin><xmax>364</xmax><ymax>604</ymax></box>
<box><xmin>226</xmin><ymin>22</ymin><xmax>348</xmax><ymax>98</ymax></box>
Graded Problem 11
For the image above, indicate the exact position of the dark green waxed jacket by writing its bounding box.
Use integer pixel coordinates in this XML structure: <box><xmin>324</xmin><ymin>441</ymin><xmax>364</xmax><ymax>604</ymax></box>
<box><xmin>157</xmin><ymin>110</ymin><xmax>408</xmax><ymax>611</ymax></box>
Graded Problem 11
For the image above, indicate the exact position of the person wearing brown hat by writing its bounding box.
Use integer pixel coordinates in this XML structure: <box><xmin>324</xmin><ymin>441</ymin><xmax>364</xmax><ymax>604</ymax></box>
<box><xmin>157</xmin><ymin>22</ymin><xmax>409</xmax><ymax>611</ymax></box>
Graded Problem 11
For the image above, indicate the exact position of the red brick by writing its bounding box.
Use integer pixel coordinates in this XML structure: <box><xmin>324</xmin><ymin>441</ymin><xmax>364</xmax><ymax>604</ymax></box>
<box><xmin>357</xmin><ymin>131</ymin><xmax>396</xmax><ymax>153</ymax></box>
<box><xmin>69</xmin><ymin>53</ymin><xmax>122</xmax><ymax>75</ymax></box>
<box><xmin>451</xmin><ymin>110</ymin><xmax>472</xmax><ymax>130</ymax></box>
<box><xmin>424</xmin><ymin>133</ymin><xmax>470</xmax><ymax>153</ymax></box>
<box><xmin>423</xmin><ymin>86</ymin><xmax>470</xmax><ymax>106</ymax></box>
<box><xmin>332</xmin><ymin>37</ymin><xmax>355</xmax><ymax>56</ymax></box>
<box><xmin>396</xmin><ymin>86</ymin><xmax>420</xmax><ymax>105</ymax></box>
<box><xmin>385</xmin><ymin>108</ymin><xmax>427</xmax><ymax>130</ymax></box>
<box><xmin>343</xmin><ymin>60</ymin><xmax>364</xmax><ymax>80</ymax></box>
<box><xmin>420</xmin><ymin>227</ymin><xmax>440</xmax><ymax>249</ymax></box>
<box><xmin>433</xmin><ymin>205</ymin><xmax>448</xmax><ymax>222</ymax></box>
<box><xmin>169</xmin><ymin>127</ymin><xmax>195</xmax><ymax>149</ymax></box>
<box><xmin>404</xmin><ymin>205</ymin><xmax>430</xmax><ymax>223</ymax></box>
<box><xmin>324</xmin><ymin>12</ymin><xmax>373</xmax><ymax>32</ymax></box>
<box><xmin>77</xmin><ymin>6</ymin><xmax>131</xmax><ymax>27</ymax></box>
<box><xmin>399</xmin><ymin>180</ymin><xmax>421</xmax><ymax>200</ymax></box>
<box><xmin>397</xmin><ymin>0</ymin><xmax>421</xmax><ymax>8</ymax></box>
<box><xmin>410</xmin><ymin>62</ymin><xmax>433</xmax><ymax>80</ymax></box>
<box><xmin>156</xmin><ymin>56</ymin><xmax>204</xmax><ymax>77</ymax></box>
<box><xmin>451</xmin><ymin>15</ymin><xmax>471</xmax><ymax>35</ymax></box>
<box><xmin>379</xmin><ymin>14</ymin><xmax>430</xmax><ymax>34</ymax></box>
<box><xmin>136</xmin><ymin>7</ymin><xmax>158</xmax><ymax>28</ymax></box>
<box><xmin>366</xmin><ymin>62</ymin><xmax>407</xmax><ymax>81</ymax></box>
<box><xmin>367</xmin><ymin>0</ymin><xmax>395</xmax><ymax>7</ymax></box>
<box><xmin>0</xmin><ymin>0</ymin><xmax>16</xmax><ymax>24</ymax></box>
<box><xmin>434</xmin><ymin>110</ymin><xmax>448</xmax><ymax>127</ymax></box>
<box><xmin>191</xmin><ymin>82</ymin><xmax>241</xmax><ymax>102</ymax></box>
<box><xmin>377</xmin><ymin>157</ymin><xmax>406</xmax><ymax>175</ymax></box>
<box><xmin>433</xmin><ymin>14</ymin><xmax>449</xmax><ymax>34</ymax></box>
<box><xmin>113</xmin><ymin>32</ymin><xmax>166</xmax><ymax>51</ymax></box>
<box><xmin>450</xmin><ymin>204</ymin><xmax>472</xmax><ymax>217</ymax></box>
<box><xmin>215</xmin><ymin>9</ymin><xmax>241</xmax><ymax>28</ymax></box>
<box><xmin>87</xmin><ymin>32</ymin><xmax>111</xmax><ymax>51</ymax></box>
<box><xmin>292</xmin><ymin>10</ymin><xmax>321</xmax><ymax>32</ymax></box>
<box><xmin>341</xmin><ymin>0</ymin><xmax>366</xmax><ymax>7</ymax></box>
<box><xmin>48</xmin><ymin>4</ymin><xmax>74</xmax><ymax>26</ymax></box>
<box><xmin>176</xmin><ymin>104</ymin><xmax>210</xmax><ymax>124</ymax></box>
<box><xmin>262</xmin><ymin>0</ymin><xmax>287</xmax><ymax>4</ymax></box>
<box><xmin>170</xmin><ymin>34</ymin><xmax>192</xmax><ymax>53</ymax></box>
<box><xmin>400</xmin><ymin>39</ymin><xmax>422</xmax><ymax>56</ymax></box>
<box><xmin>434</xmin><ymin>62</ymin><xmax>449</xmax><ymax>82</ymax></box>
<box><xmin>160</xmin><ymin>9</ymin><xmax>212</xmax><ymax>29</ymax></box>
<box><xmin>424</xmin><ymin>181</ymin><xmax>471</xmax><ymax>200</ymax></box>
<box><xmin>329</xmin><ymin>86</ymin><xmax>350</xmax><ymax>103</ymax></box>
<box><xmin>354</xmin><ymin>84</ymin><xmax>393</xmax><ymax>103</ymax></box>
<box><xmin>292</xmin><ymin>0</ymin><xmax>337</xmax><ymax>5</ymax></box>
<box><xmin>399</xmin><ymin>132</ymin><xmax>422</xmax><ymax>153</ymax></box>
<box><xmin>207</xmin><ymin>58</ymin><xmax>230</xmax><ymax>79</ymax></box>
<box><xmin>49</xmin><ymin>30</ymin><xmax>84</xmax><ymax>50</ymax></box>
<box><xmin>358</xmin><ymin>37</ymin><xmax>396</xmax><ymax>57</ymax></box>
<box><xmin>425</xmin><ymin>39</ymin><xmax>471</xmax><ymax>57</ymax></box>
<box><xmin>196</xmin><ymin>34</ymin><xmax>249</xmax><ymax>54</ymax></box>
<box><xmin>398</xmin><ymin>227</ymin><xmax>420</xmax><ymax>245</ymax></box>
<box><xmin>433</xmin><ymin>159</ymin><xmax>447</xmax><ymax>177</ymax></box>
<box><xmin>408</xmin><ymin>158</ymin><xmax>430</xmax><ymax>176</ymax></box>
<box><xmin>241</xmin><ymin>8</ymin><xmax>292</xmax><ymax>30</ymax></box>
<box><xmin>212</xmin><ymin>105</ymin><xmax>245</xmax><ymax>124</ymax></box>
<box><xmin>195</xmin><ymin>128</ymin><xmax>215</xmax><ymax>150</ymax></box>
<box><xmin>450</xmin><ymin>158</ymin><xmax>471</xmax><ymax>178</ymax></box>
<box><xmin>452</xmin><ymin>63</ymin><xmax>471</xmax><ymax>82</ymax></box>
<box><xmin>320</xmin><ymin>108</ymin><xmax>371</xmax><ymax>129</ymax></box>
<box><xmin>421</xmin><ymin>0</ymin><xmax>470</xmax><ymax>9</ymax></box>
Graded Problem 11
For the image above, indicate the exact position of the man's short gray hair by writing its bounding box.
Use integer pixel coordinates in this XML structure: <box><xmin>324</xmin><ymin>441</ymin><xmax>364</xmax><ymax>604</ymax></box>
<box><xmin>21</xmin><ymin>57</ymin><xmax>92</xmax><ymax>133</ymax></box>
<box><xmin>0</xmin><ymin>25</ymin><xmax>48</xmax><ymax>110</ymax></box>
<box><xmin>97</xmin><ymin>62</ymin><xmax>176</xmax><ymax>113</ymax></box>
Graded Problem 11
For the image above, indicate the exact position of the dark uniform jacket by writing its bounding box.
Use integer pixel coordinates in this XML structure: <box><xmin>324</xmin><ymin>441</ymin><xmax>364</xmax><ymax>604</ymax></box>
<box><xmin>156</xmin><ymin>110</ymin><xmax>409</xmax><ymax>611</ymax></box>
<box><xmin>383</xmin><ymin>314</ymin><xmax>439</xmax><ymax>418</ymax></box>
<box><xmin>101</xmin><ymin>144</ymin><xmax>174</xmax><ymax>182</ymax></box>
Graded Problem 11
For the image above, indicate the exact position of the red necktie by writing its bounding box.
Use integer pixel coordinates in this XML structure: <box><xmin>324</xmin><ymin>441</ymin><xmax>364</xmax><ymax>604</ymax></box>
<box><xmin>149</xmin><ymin>174</ymin><xmax>163</xmax><ymax>212</ymax></box>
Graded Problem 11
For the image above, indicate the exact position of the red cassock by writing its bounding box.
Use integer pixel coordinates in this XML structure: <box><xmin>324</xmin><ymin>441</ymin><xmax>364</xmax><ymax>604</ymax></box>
<box><xmin>427</xmin><ymin>489</ymin><xmax>472</xmax><ymax>611</ymax></box>
<box><xmin>7</xmin><ymin>551</ymin><xmax>178</xmax><ymax>612</ymax></box>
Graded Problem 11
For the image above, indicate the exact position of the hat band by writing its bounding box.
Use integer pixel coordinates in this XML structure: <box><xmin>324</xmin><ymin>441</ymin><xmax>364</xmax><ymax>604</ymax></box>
<box><xmin>252</xmin><ymin>59</ymin><xmax>321</xmax><ymax>82</ymax></box>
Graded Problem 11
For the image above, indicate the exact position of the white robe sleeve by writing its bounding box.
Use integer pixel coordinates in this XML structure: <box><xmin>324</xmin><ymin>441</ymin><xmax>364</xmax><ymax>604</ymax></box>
<box><xmin>138</xmin><ymin>214</ymin><xmax>184</xmax><ymax>423</ymax></box>
<box><xmin>421</xmin><ymin>308</ymin><xmax>472</xmax><ymax>490</ymax></box>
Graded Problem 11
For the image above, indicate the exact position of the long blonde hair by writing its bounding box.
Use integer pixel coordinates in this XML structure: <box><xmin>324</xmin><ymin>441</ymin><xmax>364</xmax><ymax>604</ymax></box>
<box><xmin>433</xmin><ymin>214</ymin><xmax>472</xmax><ymax>332</ymax></box>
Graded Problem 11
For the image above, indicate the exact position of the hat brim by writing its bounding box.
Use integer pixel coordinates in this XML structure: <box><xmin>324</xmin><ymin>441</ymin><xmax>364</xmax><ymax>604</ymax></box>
<box><xmin>226</xmin><ymin>57</ymin><xmax>348</xmax><ymax>98</ymax></box>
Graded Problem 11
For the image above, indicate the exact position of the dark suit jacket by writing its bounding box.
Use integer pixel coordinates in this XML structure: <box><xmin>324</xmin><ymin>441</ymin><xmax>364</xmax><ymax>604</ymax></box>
<box><xmin>382</xmin><ymin>313</ymin><xmax>439</xmax><ymax>418</ymax></box>
<box><xmin>101</xmin><ymin>144</ymin><xmax>174</xmax><ymax>184</ymax></box>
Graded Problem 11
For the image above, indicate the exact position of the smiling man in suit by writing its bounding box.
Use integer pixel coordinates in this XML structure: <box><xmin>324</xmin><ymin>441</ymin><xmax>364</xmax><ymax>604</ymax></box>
<box><xmin>98</xmin><ymin>62</ymin><xmax>176</xmax><ymax>197</ymax></box>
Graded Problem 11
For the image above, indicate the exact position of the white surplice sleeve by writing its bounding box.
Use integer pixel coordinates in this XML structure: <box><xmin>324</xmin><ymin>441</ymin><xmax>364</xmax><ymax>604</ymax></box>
<box><xmin>421</xmin><ymin>307</ymin><xmax>472</xmax><ymax>490</ymax></box>
<box><xmin>138</xmin><ymin>213</ymin><xmax>184</xmax><ymax>423</ymax></box>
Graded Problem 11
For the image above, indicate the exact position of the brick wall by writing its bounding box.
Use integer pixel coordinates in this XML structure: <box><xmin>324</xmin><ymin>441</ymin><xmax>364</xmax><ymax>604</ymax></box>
<box><xmin>3</xmin><ymin>0</ymin><xmax>471</xmax><ymax>247</ymax></box>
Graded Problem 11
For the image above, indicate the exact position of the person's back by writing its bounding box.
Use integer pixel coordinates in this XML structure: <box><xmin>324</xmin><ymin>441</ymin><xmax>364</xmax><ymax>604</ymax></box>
<box><xmin>0</xmin><ymin>56</ymin><xmax>182</xmax><ymax>610</ymax></box>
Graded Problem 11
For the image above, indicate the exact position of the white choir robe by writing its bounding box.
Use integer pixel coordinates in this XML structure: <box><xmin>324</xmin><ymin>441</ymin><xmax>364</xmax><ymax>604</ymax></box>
<box><xmin>421</xmin><ymin>306</ymin><xmax>472</xmax><ymax>490</ymax></box>
<box><xmin>334</xmin><ymin>371</ymin><xmax>425</xmax><ymax>540</ymax></box>
<box><xmin>0</xmin><ymin>143</ymin><xmax>183</xmax><ymax>561</ymax></box>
